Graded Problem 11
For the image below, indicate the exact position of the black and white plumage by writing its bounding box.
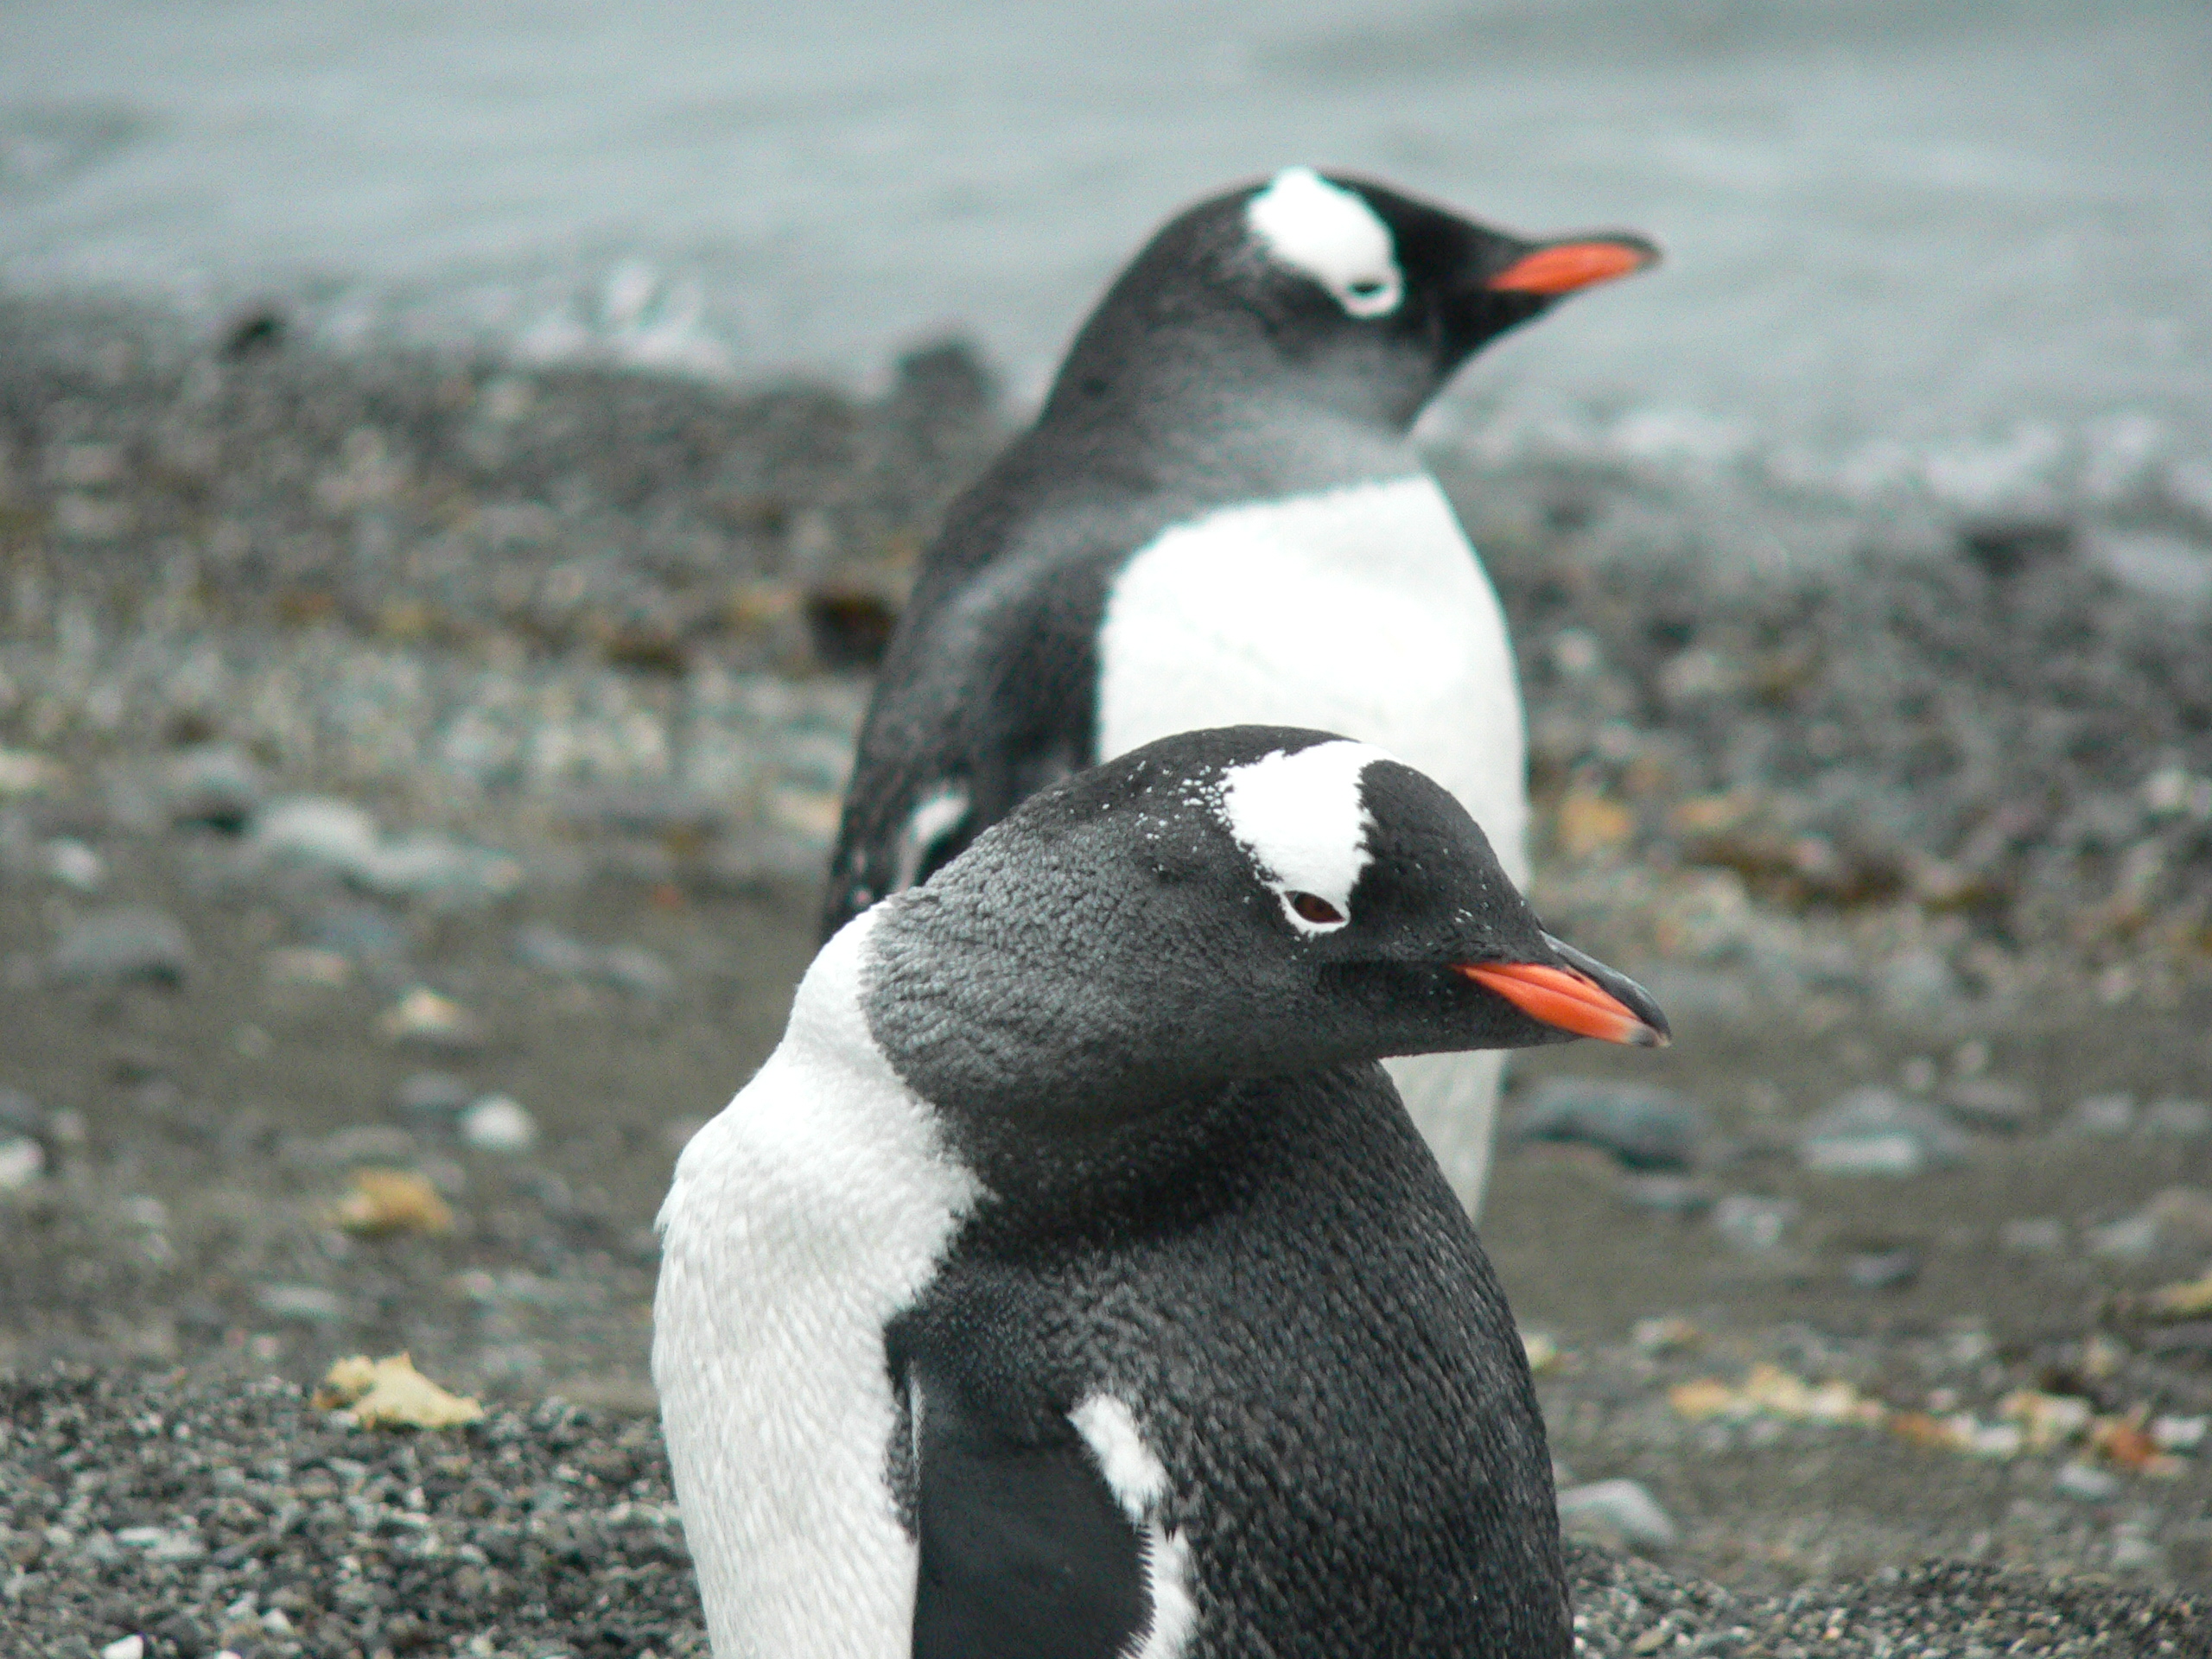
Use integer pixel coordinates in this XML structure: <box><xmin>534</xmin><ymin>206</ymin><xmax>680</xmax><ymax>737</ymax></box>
<box><xmin>659</xmin><ymin>726</ymin><xmax>1669</xmax><ymax>1658</ymax></box>
<box><xmin>822</xmin><ymin>167</ymin><xmax>1656</xmax><ymax>1209</ymax></box>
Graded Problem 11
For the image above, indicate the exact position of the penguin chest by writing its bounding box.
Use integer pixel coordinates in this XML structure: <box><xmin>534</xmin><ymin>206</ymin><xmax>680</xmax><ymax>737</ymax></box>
<box><xmin>1094</xmin><ymin>474</ymin><xmax>1528</xmax><ymax>874</ymax></box>
<box><xmin>652</xmin><ymin>919</ymin><xmax>980</xmax><ymax>1658</ymax></box>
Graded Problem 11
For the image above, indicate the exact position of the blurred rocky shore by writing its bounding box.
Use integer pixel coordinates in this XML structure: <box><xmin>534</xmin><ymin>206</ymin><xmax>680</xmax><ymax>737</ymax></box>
<box><xmin>7</xmin><ymin>294</ymin><xmax>2210</xmax><ymax>1023</ymax></box>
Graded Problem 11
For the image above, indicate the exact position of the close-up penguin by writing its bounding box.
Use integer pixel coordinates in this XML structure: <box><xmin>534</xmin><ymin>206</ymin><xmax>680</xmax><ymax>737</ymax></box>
<box><xmin>823</xmin><ymin>167</ymin><xmax>1657</xmax><ymax>1211</ymax></box>
<box><xmin>660</xmin><ymin>725</ymin><xmax>1669</xmax><ymax>1658</ymax></box>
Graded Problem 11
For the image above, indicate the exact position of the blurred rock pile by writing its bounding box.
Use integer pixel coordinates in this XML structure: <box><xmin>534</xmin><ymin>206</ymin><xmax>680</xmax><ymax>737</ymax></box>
<box><xmin>4</xmin><ymin>295</ymin><xmax>2210</xmax><ymax>1022</ymax></box>
<box><xmin>1466</xmin><ymin>489</ymin><xmax>2212</xmax><ymax>1018</ymax></box>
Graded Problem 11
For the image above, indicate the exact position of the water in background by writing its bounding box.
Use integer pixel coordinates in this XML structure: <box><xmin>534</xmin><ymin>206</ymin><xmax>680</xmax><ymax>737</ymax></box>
<box><xmin>3</xmin><ymin>0</ymin><xmax>2209</xmax><ymax>566</ymax></box>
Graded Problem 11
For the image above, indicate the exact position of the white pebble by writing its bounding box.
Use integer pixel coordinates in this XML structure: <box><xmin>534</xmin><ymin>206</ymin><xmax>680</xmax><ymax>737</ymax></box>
<box><xmin>2055</xmin><ymin>1460</ymin><xmax>2121</xmax><ymax>1502</ymax></box>
<box><xmin>2152</xmin><ymin>1414</ymin><xmax>2208</xmax><ymax>1452</ymax></box>
<box><xmin>45</xmin><ymin>837</ymin><xmax>105</xmax><ymax>892</ymax></box>
<box><xmin>1557</xmin><ymin>1478</ymin><xmax>1678</xmax><ymax>1550</ymax></box>
<box><xmin>461</xmin><ymin>1095</ymin><xmax>537</xmax><ymax>1154</ymax></box>
<box><xmin>0</xmin><ymin>1133</ymin><xmax>44</xmax><ymax>1191</ymax></box>
<box><xmin>103</xmin><ymin>1637</ymin><xmax>145</xmax><ymax>1659</ymax></box>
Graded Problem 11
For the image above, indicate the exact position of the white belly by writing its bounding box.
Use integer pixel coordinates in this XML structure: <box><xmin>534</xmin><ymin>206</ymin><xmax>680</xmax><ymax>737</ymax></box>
<box><xmin>1096</xmin><ymin>474</ymin><xmax>1527</xmax><ymax>1209</ymax></box>
<box><xmin>1094</xmin><ymin>474</ymin><xmax>1528</xmax><ymax>882</ymax></box>
<box><xmin>653</xmin><ymin>912</ymin><xmax>980</xmax><ymax>1658</ymax></box>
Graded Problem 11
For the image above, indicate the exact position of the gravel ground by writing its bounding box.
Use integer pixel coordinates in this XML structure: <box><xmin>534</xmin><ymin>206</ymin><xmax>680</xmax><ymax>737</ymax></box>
<box><xmin>4</xmin><ymin>1368</ymin><xmax>2202</xmax><ymax>1659</ymax></box>
<box><xmin>4</xmin><ymin>297</ymin><xmax>2212</xmax><ymax>1656</ymax></box>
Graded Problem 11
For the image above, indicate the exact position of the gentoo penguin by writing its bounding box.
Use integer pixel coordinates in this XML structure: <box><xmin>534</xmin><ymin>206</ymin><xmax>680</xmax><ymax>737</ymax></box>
<box><xmin>822</xmin><ymin>167</ymin><xmax>1656</xmax><ymax>1211</ymax></box>
<box><xmin>661</xmin><ymin>725</ymin><xmax>1669</xmax><ymax>1658</ymax></box>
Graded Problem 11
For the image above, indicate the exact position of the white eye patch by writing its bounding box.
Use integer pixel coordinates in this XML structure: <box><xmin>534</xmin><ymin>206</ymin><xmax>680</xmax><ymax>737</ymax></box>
<box><xmin>1244</xmin><ymin>166</ymin><xmax>1404</xmax><ymax>319</ymax></box>
<box><xmin>1217</xmin><ymin>739</ymin><xmax>1392</xmax><ymax>934</ymax></box>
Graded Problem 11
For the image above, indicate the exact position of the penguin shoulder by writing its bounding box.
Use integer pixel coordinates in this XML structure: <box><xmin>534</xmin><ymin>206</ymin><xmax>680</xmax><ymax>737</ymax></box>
<box><xmin>658</xmin><ymin>910</ymin><xmax>979</xmax><ymax>1266</ymax></box>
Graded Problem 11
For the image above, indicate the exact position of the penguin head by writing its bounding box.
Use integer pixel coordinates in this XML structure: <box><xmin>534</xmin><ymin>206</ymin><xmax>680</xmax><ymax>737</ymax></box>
<box><xmin>861</xmin><ymin>727</ymin><xmax>1667</xmax><ymax>1142</ymax></box>
<box><xmin>1046</xmin><ymin>168</ymin><xmax>1657</xmax><ymax>433</ymax></box>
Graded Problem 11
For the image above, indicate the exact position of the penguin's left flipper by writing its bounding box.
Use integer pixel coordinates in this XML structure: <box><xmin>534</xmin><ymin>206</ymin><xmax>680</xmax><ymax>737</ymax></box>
<box><xmin>911</xmin><ymin>1376</ymin><xmax>1149</xmax><ymax>1659</ymax></box>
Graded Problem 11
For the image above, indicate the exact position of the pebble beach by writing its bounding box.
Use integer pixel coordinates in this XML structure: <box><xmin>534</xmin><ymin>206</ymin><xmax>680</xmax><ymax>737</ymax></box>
<box><xmin>3</xmin><ymin>298</ymin><xmax>2211</xmax><ymax>1656</ymax></box>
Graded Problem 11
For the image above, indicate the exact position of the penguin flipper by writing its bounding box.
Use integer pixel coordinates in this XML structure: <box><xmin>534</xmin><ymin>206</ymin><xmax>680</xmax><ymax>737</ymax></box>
<box><xmin>821</xmin><ymin>521</ymin><xmax>1124</xmax><ymax>938</ymax></box>
<box><xmin>911</xmin><ymin>1377</ymin><xmax>1149</xmax><ymax>1659</ymax></box>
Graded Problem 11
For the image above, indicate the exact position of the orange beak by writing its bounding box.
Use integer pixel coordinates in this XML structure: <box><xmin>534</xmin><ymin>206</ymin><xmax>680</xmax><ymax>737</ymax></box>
<box><xmin>1484</xmin><ymin>238</ymin><xmax>1658</xmax><ymax>297</ymax></box>
<box><xmin>1454</xmin><ymin>961</ymin><xmax>1669</xmax><ymax>1047</ymax></box>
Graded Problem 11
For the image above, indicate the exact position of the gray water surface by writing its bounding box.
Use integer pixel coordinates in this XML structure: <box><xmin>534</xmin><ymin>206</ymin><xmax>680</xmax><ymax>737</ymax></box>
<box><xmin>4</xmin><ymin>1</ymin><xmax>2208</xmax><ymax>541</ymax></box>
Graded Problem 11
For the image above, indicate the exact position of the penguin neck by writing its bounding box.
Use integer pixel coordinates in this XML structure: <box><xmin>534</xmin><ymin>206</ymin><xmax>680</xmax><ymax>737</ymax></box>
<box><xmin>944</xmin><ymin>1073</ymin><xmax>1260</xmax><ymax>1230</ymax></box>
<box><xmin>858</xmin><ymin>875</ymin><xmax>1291</xmax><ymax>1197</ymax></box>
<box><xmin>1039</xmin><ymin>308</ymin><xmax>1434</xmax><ymax>498</ymax></box>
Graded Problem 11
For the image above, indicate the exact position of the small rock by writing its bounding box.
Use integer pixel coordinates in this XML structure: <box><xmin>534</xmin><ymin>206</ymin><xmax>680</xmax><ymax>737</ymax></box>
<box><xmin>1843</xmin><ymin>1248</ymin><xmax>1921</xmax><ymax>1291</ymax></box>
<box><xmin>45</xmin><ymin>837</ymin><xmax>104</xmax><ymax>892</ymax></box>
<box><xmin>0</xmin><ymin>747</ymin><xmax>66</xmax><ymax>798</ymax></box>
<box><xmin>377</xmin><ymin>987</ymin><xmax>484</xmax><ymax>1052</ymax></box>
<box><xmin>2093</xmin><ymin>1188</ymin><xmax>2212</xmax><ymax>1264</ymax></box>
<box><xmin>51</xmin><ymin>907</ymin><xmax>193</xmax><ymax>987</ymax></box>
<box><xmin>1713</xmin><ymin>1194</ymin><xmax>1797</xmax><ymax>1253</ymax></box>
<box><xmin>2064</xmin><ymin>1093</ymin><xmax>2137</xmax><ymax>1136</ymax></box>
<box><xmin>600</xmin><ymin>943</ymin><xmax>677</xmax><ymax>998</ymax></box>
<box><xmin>394</xmin><ymin>1071</ymin><xmax>474</xmax><ymax>1121</ymax></box>
<box><xmin>0</xmin><ymin>1132</ymin><xmax>45</xmax><ymax>1191</ymax></box>
<box><xmin>1631</xmin><ymin>1317</ymin><xmax>1702</xmax><ymax>1355</ymax></box>
<box><xmin>255</xmin><ymin>1283</ymin><xmax>346</xmax><ymax>1324</ymax></box>
<box><xmin>164</xmin><ymin>744</ymin><xmax>266</xmax><ymax>833</ymax></box>
<box><xmin>102</xmin><ymin>1637</ymin><xmax>146</xmax><ymax>1659</ymax></box>
<box><xmin>2085</xmin><ymin>1212</ymin><xmax>2163</xmax><ymax>1263</ymax></box>
<box><xmin>1799</xmin><ymin>1088</ymin><xmax>1967</xmax><ymax>1176</ymax></box>
<box><xmin>356</xmin><ymin>832</ymin><xmax>524</xmax><ymax>908</ymax></box>
<box><xmin>1556</xmin><ymin>1478</ymin><xmax>1678</xmax><ymax>1551</ymax></box>
<box><xmin>1942</xmin><ymin>1077</ymin><xmax>2036</xmax><ymax>1133</ymax></box>
<box><xmin>2152</xmin><ymin>1414</ymin><xmax>2208</xmax><ymax>1452</ymax></box>
<box><xmin>461</xmin><ymin>1095</ymin><xmax>537</xmax><ymax>1154</ymax></box>
<box><xmin>2110</xmin><ymin>1524</ymin><xmax>2164</xmax><ymax>1573</ymax></box>
<box><xmin>2055</xmin><ymin>1460</ymin><xmax>2122</xmax><ymax>1502</ymax></box>
<box><xmin>2145</xmin><ymin>1097</ymin><xmax>2212</xmax><ymax>1138</ymax></box>
<box><xmin>250</xmin><ymin>795</ymin><xmax>382</xmax><ymax>876</ymax></box>
<box><xmin>1878</xmin><ymin>947</ymin><xmax>1960</xmax><ymax>1015</ymax></box>
<box><xmin>114</xmin><ymin>1525</ymin><xmax>204</xmax><ymax>1562</ymax></box>
<box><xmin>1516</xmin><ymin>1079</ymin><xmax>1706</xmax><ymax>1172</ymax></box>
<box><xmin>513</xmin><ymin>922</ymin><xmax>596</xmax><ymax>976</ymax></box>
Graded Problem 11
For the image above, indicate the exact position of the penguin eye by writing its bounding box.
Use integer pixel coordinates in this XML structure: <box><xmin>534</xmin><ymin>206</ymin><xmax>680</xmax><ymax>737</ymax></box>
<box><xmin>1285</xmin><ymin>891</ymin><xmax>1346</xmax><ymax>927</ymax></box>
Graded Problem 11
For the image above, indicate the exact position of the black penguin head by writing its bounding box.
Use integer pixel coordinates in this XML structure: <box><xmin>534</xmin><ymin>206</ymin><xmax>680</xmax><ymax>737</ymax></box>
<box><xmin>861</xmin><ymin>726</ymin><xmax>1666</xmax><ymax>1146</ymax></box>
<box><xmin>1044</xmin><ymin>168</ymin><xmax>1658</xmax><ymax>433</ymax></box>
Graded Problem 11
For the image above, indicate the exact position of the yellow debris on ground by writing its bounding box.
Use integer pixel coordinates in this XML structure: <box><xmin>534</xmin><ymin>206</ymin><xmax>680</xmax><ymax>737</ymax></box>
<box><xmin>2001</xmin><ymin>1389</ymin><xmax>2094</xmax><ymax>1452</ymax></box>
<box><xmin>1667</xmin><ymin>1366</ymin><xmax>2186</xmax><ymax>1475</ymax></box>
<box><xmin>2140</xmin><ymin>1273</ymin><xmax>2212</xmax><ymax>1320</ymax></box>
<box><xmin>333</xmin><ymin>1168</ymin><xmax>454</xmax><ymax>1236</ymax></box>
<box><xmin>1668</xmin><ymin>1363</ymin><xmax>1885</xmax><ymax>1427</ymax></box>
<box><xmin>1554</xmin><ymin>788</ymin><xmax>1636</xmax><ymax>861</ymax></box>
<box><xmin>315</xmin><ymin>1353</ymin><xmax>483</xmax><ymax>1430</ymax></box>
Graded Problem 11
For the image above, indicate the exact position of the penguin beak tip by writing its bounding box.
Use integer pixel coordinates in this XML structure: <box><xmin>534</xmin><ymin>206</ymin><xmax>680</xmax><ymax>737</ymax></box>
<box><xmin>1452</xmin><ymin>959</ymin><xmax>1669</xmax><ymax>1049</ymax></box>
